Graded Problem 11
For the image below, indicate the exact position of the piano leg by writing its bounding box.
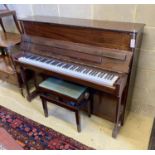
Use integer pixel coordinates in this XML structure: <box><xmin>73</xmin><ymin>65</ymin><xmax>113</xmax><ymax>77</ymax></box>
<box><xmin>120</xmin><ymin>85</ymin><xmax>129</xmax><ymax>126</ymax></box>
<box><xmin>112</xmin><ymin>95</ymin><xmax>123</xmax><ymax>138</ymax></box>
<box><xmin>16</xmin><ymin>72</ymin><xmax>24</xmax><ymax>97</ymax></box>
<box><xmin>20</xmin><ymin>66</ymin><xmax>40</xmax><ymax>101</ymax></box>
<box><xmin>75</xmin><ymin>110</ymin><xmax>81</xmax><ymax>132</ymax></box>
<box><xmin>20</xmin><ymin>66</ymin><xmax>31</xmax><ymax>101</ymax></box>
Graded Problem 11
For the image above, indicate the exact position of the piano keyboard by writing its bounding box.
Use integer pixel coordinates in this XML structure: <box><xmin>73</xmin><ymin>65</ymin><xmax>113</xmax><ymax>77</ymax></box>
<box><xmin>18</xmin><ymin>54</ymin><xmax>119</xmax><ymax>87</ymax></box>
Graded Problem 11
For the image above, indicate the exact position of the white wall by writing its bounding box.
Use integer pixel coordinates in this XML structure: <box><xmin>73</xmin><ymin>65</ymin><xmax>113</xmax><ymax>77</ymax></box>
<box><xmin>8</xmin><ymin>4</ymin><xmax>92</xmax><ymax>19</ymax></box>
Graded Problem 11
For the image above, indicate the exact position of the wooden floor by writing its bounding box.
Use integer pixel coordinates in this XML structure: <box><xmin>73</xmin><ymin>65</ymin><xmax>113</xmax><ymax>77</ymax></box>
<box><xmin>0</xmin><ymin>80</ymin><xmax>153</xmax><ymax>149</ymax></box>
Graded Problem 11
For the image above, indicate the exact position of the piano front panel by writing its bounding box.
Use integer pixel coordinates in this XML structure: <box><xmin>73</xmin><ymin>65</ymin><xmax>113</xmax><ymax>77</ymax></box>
<box><xmin>93</xmin><ymin>91</ymin><xmax>117</xmax><ymax>122</ymax></box>
<box><xmin>22</xmin><ymin>21</ymin><xmax>131</xmax><ymax>51</ymax></box>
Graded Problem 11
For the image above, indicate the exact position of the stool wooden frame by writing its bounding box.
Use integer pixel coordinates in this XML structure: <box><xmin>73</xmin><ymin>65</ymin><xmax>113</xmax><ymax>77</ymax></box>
<box><xmin>38</xmin><ymin>81</ymin><xmax>92</xmax><ymax>132</ymax></box>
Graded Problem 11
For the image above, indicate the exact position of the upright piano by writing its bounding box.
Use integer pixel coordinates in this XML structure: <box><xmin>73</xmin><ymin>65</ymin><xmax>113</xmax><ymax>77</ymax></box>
<box><xmin>13</xmin><ymin>16</ymin><xmax>144</xmax><ymax>138</ymax></box>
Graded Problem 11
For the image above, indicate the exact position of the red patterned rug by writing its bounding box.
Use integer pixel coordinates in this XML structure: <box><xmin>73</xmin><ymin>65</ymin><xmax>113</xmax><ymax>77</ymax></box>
<box><xmin>0</xmin><ymin>105</ymin><xmax>93</xmax><ymax>150</ymax></box>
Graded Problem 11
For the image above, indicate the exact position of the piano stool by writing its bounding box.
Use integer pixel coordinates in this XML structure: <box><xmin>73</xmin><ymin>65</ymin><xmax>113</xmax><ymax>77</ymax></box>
<box><xmin>38</xmin><ymin>77</ymin><xmax>92</xmax><ymax>132</ymax></box>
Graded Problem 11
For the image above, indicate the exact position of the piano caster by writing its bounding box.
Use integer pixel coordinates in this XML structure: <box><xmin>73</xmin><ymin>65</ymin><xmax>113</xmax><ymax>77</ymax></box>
<box><xmin>26</xmin><ymin>96</ymin><xmax>31</xmax><ymax>102</ymax></box>
<box><xmin>112</xmin><ymin>123</ymin><xmax>121</xmax><ymax>138</ymax></box>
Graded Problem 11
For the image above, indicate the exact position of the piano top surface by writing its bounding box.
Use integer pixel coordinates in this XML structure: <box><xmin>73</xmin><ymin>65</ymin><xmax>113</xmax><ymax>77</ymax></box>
<box><xmin>19</xmin><ymin>16</ymin><xmax>145</xmax><ymax>33</ymax></box>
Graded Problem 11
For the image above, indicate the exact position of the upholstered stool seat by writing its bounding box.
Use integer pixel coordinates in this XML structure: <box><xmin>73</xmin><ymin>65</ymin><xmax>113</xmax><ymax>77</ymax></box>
<box><xmin>38</xmin><ymin>77</ymin><xmax>92</xmax><ymax>132</ymax></box>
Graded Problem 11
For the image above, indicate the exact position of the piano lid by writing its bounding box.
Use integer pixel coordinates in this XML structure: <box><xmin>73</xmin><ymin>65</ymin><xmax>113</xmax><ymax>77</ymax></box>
<box><xmin>19</xmin><ymin>16</ymin><xmax>145</xmax><ymax>33</ymax></box>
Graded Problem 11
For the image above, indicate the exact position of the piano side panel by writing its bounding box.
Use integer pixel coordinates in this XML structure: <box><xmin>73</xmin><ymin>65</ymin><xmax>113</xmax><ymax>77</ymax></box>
<box><xmin>22</xmin><ymin>21</ymin><xmax>131</xmax><ymax>51</ymax></box>
<box><xmin>124</xmin><ymin>32</ymin><xmax>144</xmax><ymax>120</ymax></box>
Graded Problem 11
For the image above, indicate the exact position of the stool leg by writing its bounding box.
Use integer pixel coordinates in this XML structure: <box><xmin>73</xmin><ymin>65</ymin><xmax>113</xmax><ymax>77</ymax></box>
<box><xmin>75</xmin><ymin>110</ymin><xmax>81</xmax><ymax>132</ymax></box>
<box><xmin>41</xmin><ymin>98</ymin><xmax>48</xmax><ymax>117</ymax></box>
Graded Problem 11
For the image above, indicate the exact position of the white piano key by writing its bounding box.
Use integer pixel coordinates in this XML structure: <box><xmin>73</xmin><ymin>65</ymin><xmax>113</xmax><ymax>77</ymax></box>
<box><xmin>18</xmin><ymin>56</ymin><xmax>119</xmax><ymax>86</ymax></box>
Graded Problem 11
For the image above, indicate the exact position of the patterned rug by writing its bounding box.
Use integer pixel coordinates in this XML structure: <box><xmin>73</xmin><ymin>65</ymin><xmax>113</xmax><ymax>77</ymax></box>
<box><xmin>0</xmin><ymin>105</ymin><xmax>92</xmax><ymax>150</ymax></box>
<box><xmin>148</xmin><ymin>118</ymin><xmax>155</xmax><ymax>150</ymax></box>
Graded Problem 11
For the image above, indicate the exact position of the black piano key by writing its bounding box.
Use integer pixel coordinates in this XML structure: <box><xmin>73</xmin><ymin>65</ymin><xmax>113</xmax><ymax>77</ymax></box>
<box><xmin>98</xmin><ymin>72</ymin><xmax>102</xmax><ymax>77</ymax></box>
<box><xmin>87</xmin><ymin>69</ymin><xmax>92</xmax><ymax>74</ymax></box>
<box><xmin>41</xmin><ymin>58</ymin><xmax>48</xmax><ymax>62</ymax></box>
<box><xmin>94</xmin><ymin>71</ymin><xmax>98</xmax><ymax>75</ymax></box>
<box><xmin>57</xmin><ymin>63</ymin><xmax>65</xmax><ymax>67</ymax></box>
<box><xmin>73</xmin><ymin>66</ymin><xmax>79</xmax><ymax>70</ymax></box>
<box><xmin>51</xmin><ymin>61</ymin><xmax>60</xmax><ymax>65</ymax></box>
<box><xmin>30</xmin><ymin>56</ymin><xmax>37</xmax><ymax>60</ymax></box>
<box><xmin>110</xmin><ymin>75</ymin><xmax>115</xmax><ymax>80</ymax></box>
<box><xmin>33</xmin><ymin>56</ymin><xmax>39</xmax><ymax>60</ymax></box>
<box><xmin>46</xmin><ymin>60</ymin><xmax>53</xmax><ymax>64</ymax></box>
<box><xmin>62</xmin><ymin>64</ymin><xmax>68</xmax><ymax>68</ymax></box>
<box><xmin>63</xmin><ymin>64</ymin><xmax>71</xmax><ymax>69</ymax></box>
<box><xmin>75</xmin><ymin>67</ymin><xmax>81</xmax><ymax>71</ymax></box>
<box><xmin>44</xmin><ymin>59</ymin><xmax>50</xmax><ymax>63</ymax></box>
<box><xmin>89</xmin><ymin>70</ymin><xmax>95</xmax><ymax>75</ymax></box>
<box><xmin>78</xmin><ymin>68</ymin><xmax>85</xmax><ymax>72</ymax></box>
<box><xmin>25</xmin><ymin>55</ymin><xmax>32</xmax><ymax>58</ymax></box>
<box><xmin>89</xmin><ymin>71</ymin><xmax>94</xmax><ymax>75</ymax></box>
<box><xmin>71</xmin><ymin>65</ymin><xmax>78</xmax><ymax>70</ymax></box>
<box><xmin>76</xmin><ymin>66</ymin><xmax>82</xmax><ymax>71</ymax></box>
<box><xmin>107</xmin><ymin>74</ymin><xmax>113</xmax><ymax>80</ymax></box>
<box><xmin>69</xmin><ymin>64</ymin><xmax>73</xmax><ymax>70</ymax></box>
<box><xmin>91</xmin><ymin>71</ymin><xmax>98</xmax><ymax>76</ymax></box>
<box><xmin>100</xmin><ymin>73</ymin><xmax>106</xmax><ymax>78</ymax></box>
<box><xmin>66</xmin><ymin>64</ymin><xmax>72</xmax><ymax>69</ymax></box>
<box><xmin>51</xmin><ymin>60</ymin><xmax>56</xmax><ymax>64</ymax></box>
<box><xmin>108</xmin><ymin>74</ymin><xmax>112</xmax><ymax>79</ymax></box>
<box><xmin>93</xmin><ymin>71</ymin><xmax>98</xmax><ymax>75</ymax></box>
<box><xmin>39</xmin><ymin>58</ymin><xmax>44</xmax><ymax>62</ymax></box>
<box><xmin>83</xmin><ymin>69</ymin><xmax>89</xmax><ymax>74</ymax></box>
<box><xmin>78</xmin><ymin>69</ymin><xmax>84</xmax><ymax>73</ymax></box>
<box><xmin>36</xmin><ymin>57</ymin><xmax>42</xmax><ymax>61</ymax></box>
<box><xmin>69</xmin><ymin>66</ymin><xmax>75</xmax><ymax>70</ymax></box>
<box><xmin>84</xmin><ymin>69</ymin><xmax>91</xmax><ymax>74</ymax></box>
<box><xmin>104</xmin><ymin>74</ymin><xmax>109</xmax><ymax>79</ymax></box>
<box><xmin>91</xmin><ymin>71</ymin><xmax>96</xmax><ymax>75</ymax></box>
<box><xmin>54</xmin><ymin>61</ymin><xmax>60</xmax><ymax>65</ymax></box>
<box><xmin>108</xmin><ymin>74</ymin><xmax>113</xmax><ymax>80</ymax></box>
<box><xmin>105</xmin><ymin>74</ymin><xmax>110</xmax><ymax>80</ymax></box>
<box><xmin>76</xmin><ymin>68</ymin><xmax>82</xmax><ymax>72</ymax></box>
<box><xmin>38</xmin><ymin>58</ymin><xmax>44</xmax><ymax>62</ymax></box>
<box><xmin>61</xmin><ymin>63</ymin><xmax>67</xmax><ymax>68</ymax></box>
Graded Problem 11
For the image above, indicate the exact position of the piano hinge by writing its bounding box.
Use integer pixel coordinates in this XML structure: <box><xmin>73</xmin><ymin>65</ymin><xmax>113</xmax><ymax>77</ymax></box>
<box><xmin>130</xmin><ymin>30</ymin><xmax>136</xmax><ymax>48</ymax></box>
<box><xmin>130</xmin><ymin>38</ymin><xmax>136</xmax><ymax>48</ymax></box>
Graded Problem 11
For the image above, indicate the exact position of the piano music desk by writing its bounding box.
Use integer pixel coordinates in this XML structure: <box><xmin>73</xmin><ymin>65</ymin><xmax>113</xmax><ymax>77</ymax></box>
<box><xmin>38</xmin><ymin>77</ymin><xmax>92</xmax><ymax>132</ymax></box>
